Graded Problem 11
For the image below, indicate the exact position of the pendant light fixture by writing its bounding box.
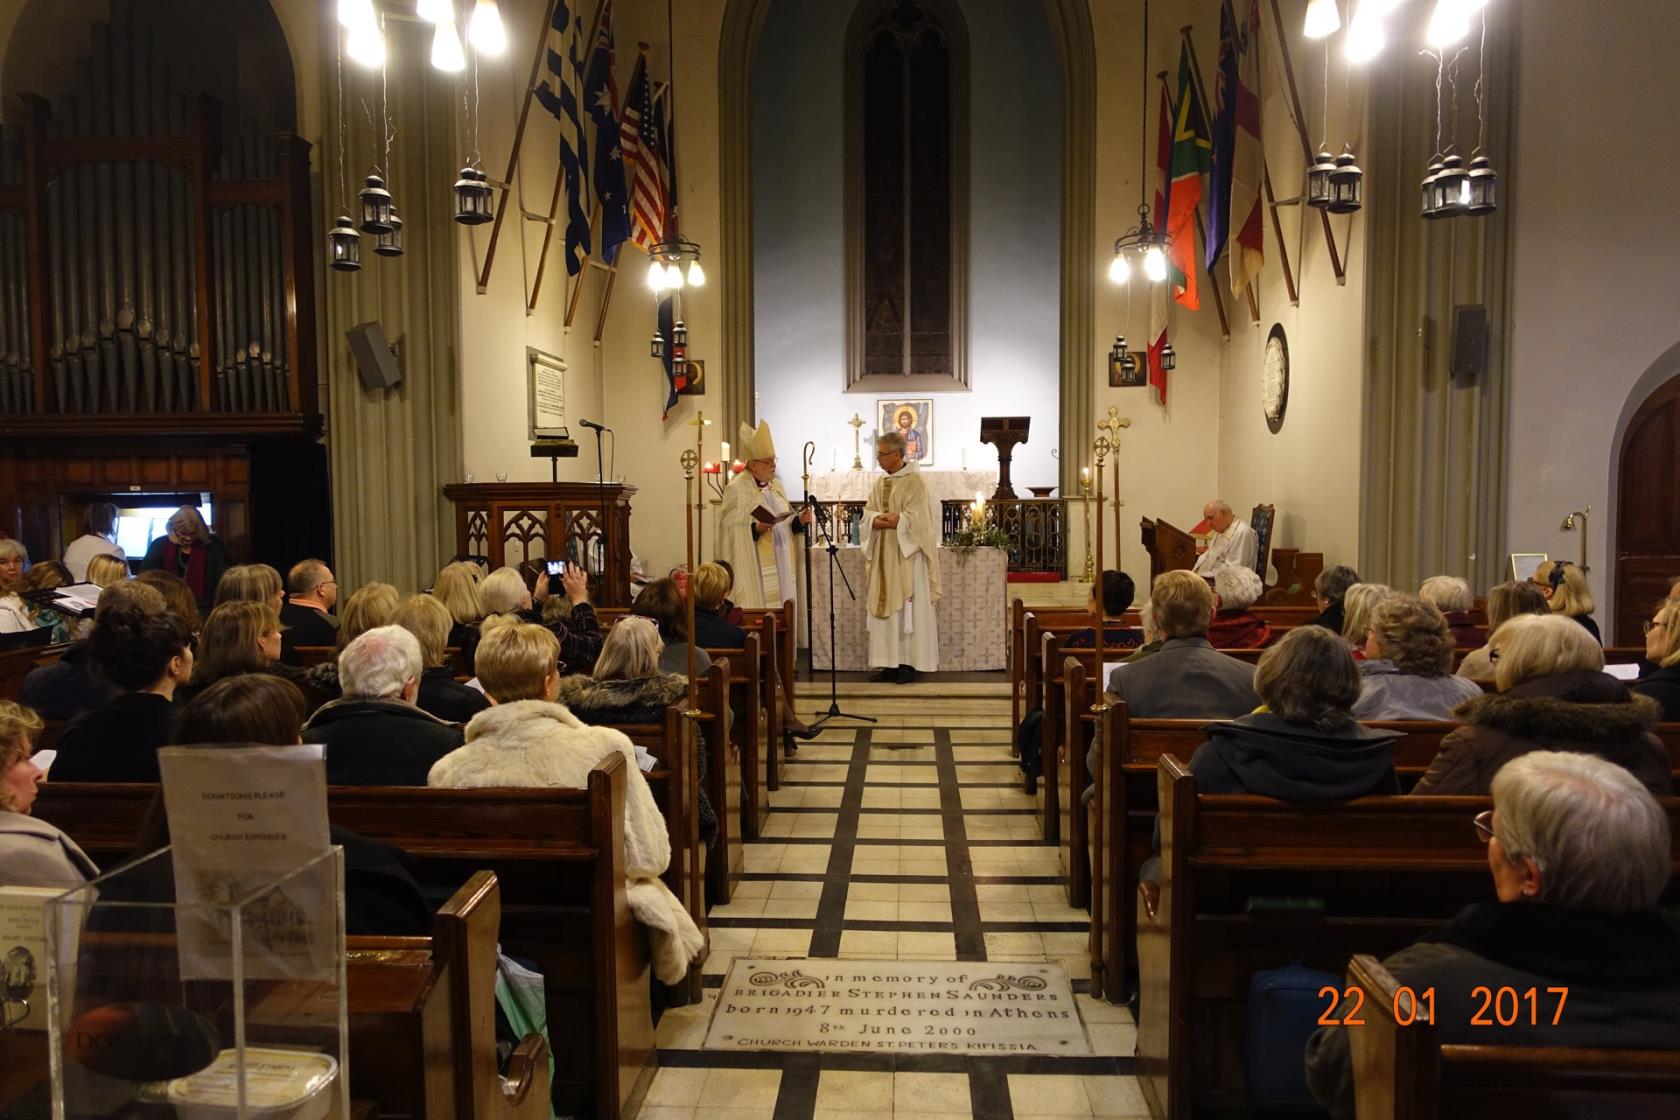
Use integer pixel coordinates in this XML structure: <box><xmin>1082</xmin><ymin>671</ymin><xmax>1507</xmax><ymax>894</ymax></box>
<box><xmin>1420</xmin><ymin>50</ymin><xmax>1449</xmax><ymax>219</ymax></box>
<box><xmin>1110</xmin><ymin>335</ymin><xmax>1129</xmax><ymax>367</ymax></box>
<box><xmin>1327</xmin><ymin>148</ymin><xmax>1364</xmax><ymax>213</ymax></box>
<box><xmin>327</xmin><ymin>20</ymin><xmax>360</xmax><ymax>273</ymax></box>
<box><xmin>650</xmin><ymin>329</ymin><xmax>665</xmax><ymax>359</ymax></box>
<box><xmin>1106</xmin><ymin>0</ymin><xmax>1167</xmax><ymax>287</ymax></box>
<box><xmin>1463</xmin><ymin>11</ymin><xmax>1500</xmax><ymax>215</ymax></box>
<box><xmin>645</xmin><ymin>0</ymin><xmax>706</xmax><ymax>292</ymax></box>
<box><xmin>358</xmin><ymin>172</ymin><xmax>394</xmax><ymax>233</ymax></box>
<box><xmin>1160</xmin><ymin>341</ymin><xmax>1177</xmax><ymax>372</ymax></box>
<box><xmin>1303</xmin><ymin>0</ymin><xmax>1341</xmax><ymax>39</ymax></box>
<box><xmin>468</xmin><ymin>0</ymin><xmax>507</xmax><ymax>56</ymax></box>
<box><xmin>328</xmin><ymin>215</ymin><xmax>362</xmax><ymax>271</ymax></box>
<box><xmin>1307</xmin><ymin>150</ymin><xmax>1337</xmax><ymax>209</ymax></box>
<box><xmin>432</xmin><ymin>19</ymin><xmax>466</xmax><ymax>71</ymax></box>
<box><xmin>417</xmin><ymin>0</ymin><xmax>452</xmax><ymax>22</ymax></box>
<box><xmin>453</xmin><ymin>166</ymin><xmax>493</xmax><ymax>224</ymax></box>
<box><xmin>375</xmin><ymin>210</ymin><xmax>404</xmax><ymax>256</ymax></box>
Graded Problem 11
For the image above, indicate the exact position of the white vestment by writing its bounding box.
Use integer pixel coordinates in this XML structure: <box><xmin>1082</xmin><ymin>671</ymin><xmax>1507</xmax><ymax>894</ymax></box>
<box><xmin>716</xmin><ymin>471</ymin><xmax>798</xmax><ymax>610</ymax></box>
<box><xmin>1192</xmin><ymin>518</ymin><xmax>1259</xmax><ymax>575</ymax></box>
<box><xmin>863</xmin><ymin>464</ymin><xmax>941</xmax><ymax>671</ymax></box>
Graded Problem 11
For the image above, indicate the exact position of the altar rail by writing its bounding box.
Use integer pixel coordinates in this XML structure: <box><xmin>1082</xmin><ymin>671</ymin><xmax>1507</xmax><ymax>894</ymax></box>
<box><xmin>826</xmin><ymin>498</ymin><xmax>1066</xmax><ymax>575</ymax></box>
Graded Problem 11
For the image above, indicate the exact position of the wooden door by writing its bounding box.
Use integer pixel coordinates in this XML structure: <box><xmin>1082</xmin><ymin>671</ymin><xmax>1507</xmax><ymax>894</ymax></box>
<box><xmin>1616</xmin><ymin>373</ymin><xmax>1680</xmax><ymax>644</ymax></box>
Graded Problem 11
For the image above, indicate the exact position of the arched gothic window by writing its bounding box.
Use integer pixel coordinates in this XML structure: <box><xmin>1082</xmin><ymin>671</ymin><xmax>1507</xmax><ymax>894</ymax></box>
<box><xmin>845</xmin><ymin>0</ymin><xmax>969</xmax><ymax>391</ymax></box>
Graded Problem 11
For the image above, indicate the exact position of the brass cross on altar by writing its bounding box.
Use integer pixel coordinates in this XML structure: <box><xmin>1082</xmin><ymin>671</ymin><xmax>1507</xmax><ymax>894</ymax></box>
<box><xmin>848</xmin><ymin>413</ymin><xmax>866</xmax><ymax>470</ymax></box>
<box><xmin>1097</xmin><ymin>405</ymin><xmax>1132</xmax><ymax>444</ymax></box>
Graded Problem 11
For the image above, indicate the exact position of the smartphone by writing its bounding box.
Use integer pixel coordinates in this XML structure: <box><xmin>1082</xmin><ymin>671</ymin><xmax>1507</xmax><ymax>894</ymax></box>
<box><xmin>546</xmin><ymin>559</ymin><xmax>567</xmax><ymax>577</ymax></box>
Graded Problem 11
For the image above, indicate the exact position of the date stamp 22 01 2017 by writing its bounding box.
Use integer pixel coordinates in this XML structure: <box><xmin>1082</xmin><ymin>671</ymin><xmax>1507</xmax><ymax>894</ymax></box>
<box><xmin>1317</xmin><ymin>984</ymin><xmax>1570</xmax><ymax>1029</ymax></box>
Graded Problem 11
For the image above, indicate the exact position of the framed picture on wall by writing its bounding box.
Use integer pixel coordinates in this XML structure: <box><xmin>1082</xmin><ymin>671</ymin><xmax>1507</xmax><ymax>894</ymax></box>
<box><xmin>678</xmin><ymin>359</ymin><xmax>706</xmax><ymax>396</ymax></box>
<box><xmin>877</xmin><ymin>399</ymin><xmax>933</xmax><ymax>465</ymax></box>
<box><xmin>1510</xmin><ymin>552</ymin><xmax>1549</xmax><ymax>582</ymax></box>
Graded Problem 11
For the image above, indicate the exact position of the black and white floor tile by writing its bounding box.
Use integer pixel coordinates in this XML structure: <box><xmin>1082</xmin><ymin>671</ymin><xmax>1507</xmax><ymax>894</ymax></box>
<box><xmin>648</xmin><ymin>681</ymin><xmax>1146</xmax><ymax>1120</ymax></box>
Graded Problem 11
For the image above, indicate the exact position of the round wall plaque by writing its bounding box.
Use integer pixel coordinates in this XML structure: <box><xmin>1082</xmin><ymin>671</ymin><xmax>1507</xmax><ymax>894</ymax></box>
<box><xmin>1262</xmin><ymin>323</ymin><xmax>1289</xmax><ymax>434</ymax></box>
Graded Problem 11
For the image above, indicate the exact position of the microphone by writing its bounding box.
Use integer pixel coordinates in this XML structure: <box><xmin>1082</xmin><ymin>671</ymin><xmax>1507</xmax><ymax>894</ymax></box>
<box><xmin>579</xmin><ymin>419</ymin><xmax>609</xmax><ymax>432</ymax></box>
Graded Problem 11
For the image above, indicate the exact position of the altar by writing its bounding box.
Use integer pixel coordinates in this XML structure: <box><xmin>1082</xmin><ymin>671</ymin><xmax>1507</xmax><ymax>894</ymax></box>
<box><xmin>803</xmin><ymin>469</ymin><xmax>997</xmax><ymax>504</ymax></box>
<box><xmin>808</xmin><ymin>545</ymin><xmax>1008</xmax><ymax>672</ymax></box>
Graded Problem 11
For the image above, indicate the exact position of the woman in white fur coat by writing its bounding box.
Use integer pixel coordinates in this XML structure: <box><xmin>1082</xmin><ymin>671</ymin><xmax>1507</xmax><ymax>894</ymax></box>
<box><xmin>427</xmin><ymin>617</ymin><xmax>704</xmax><ymax>984</ymax></box>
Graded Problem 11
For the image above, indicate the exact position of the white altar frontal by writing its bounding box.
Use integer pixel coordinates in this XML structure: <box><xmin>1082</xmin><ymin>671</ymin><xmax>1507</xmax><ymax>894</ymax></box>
<box><xmin>804</xmin><ymin>469</ymin><xmax>998</xmax><ymax>504</ymax></box>
<box><xmin>808</xmin><ymin>545</ymin><xmax>1007</xmax><ymax>672</ymax></box>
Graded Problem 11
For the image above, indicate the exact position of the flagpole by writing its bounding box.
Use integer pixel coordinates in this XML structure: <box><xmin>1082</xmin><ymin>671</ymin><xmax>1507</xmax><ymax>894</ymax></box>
<box><xmin>565</xmin><ymin>202</ymin><xmax>603</xmax><ymax>327</ymax></box>
<box><xmin>1265</xmin><ymin>0</ymin><xmax>1345</xmax><ymax>282</ymax></box>
<box><xmin>528</xmin><ymin>160</ymin><xmax>568</xmax><ymax>314</ymax></box>
<box><xmin>476</xmin><ymin>0</ymin><xmax>562</xmax><ymax>294</ymax></box>
<box><xmin>1180</xmin><ymin>24</ymin><xmax>1258</xmax><ymax>325</ymax></box>
<box><xmin>1158</xmin><ymin>69</ymin><xmax>1231</xmax><ymax>341</ymax></box>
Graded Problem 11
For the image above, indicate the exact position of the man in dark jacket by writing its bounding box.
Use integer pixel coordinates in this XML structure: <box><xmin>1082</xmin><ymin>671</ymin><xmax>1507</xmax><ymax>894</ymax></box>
<box><xmin>302</xmin><ymin>626</ymin><xmax>463</xmax><ymax>785</ymax></box>
<box><xmin>1307</xmin><ymin>751</ymin><xmax>1680</xmax><ymax>1119</ymax></box>
<box><xmin>1105</xmin><ymin>572</ymin><xmax>1256</xmax><ymax>715</ymax></box>
<box><xmin>280</xmin><ymin>558</ymin><xmax>340</xmax><ymax>647</ymax></box>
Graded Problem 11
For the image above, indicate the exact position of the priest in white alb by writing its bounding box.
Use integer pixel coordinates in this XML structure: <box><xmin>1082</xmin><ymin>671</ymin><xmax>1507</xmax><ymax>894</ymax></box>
<box><xmin>1191</xmin><ymin>498</ymin><xmax>1260</xmax><ymax>576</ymax></box>
<box><xmin>864</xmin><ymin>431</ymin><xmax>941</xmax><ymax>684</ymax></box>
<box><xmin>717</xmin><ymin>420</ymin><xmax>811</xmax><ymax>610</ymax></box>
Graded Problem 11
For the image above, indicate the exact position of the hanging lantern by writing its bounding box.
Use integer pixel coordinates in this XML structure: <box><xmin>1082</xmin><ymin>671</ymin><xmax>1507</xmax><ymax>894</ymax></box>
<box><xmin>358</xmin><ymin>172</ymin><xmax>394</xmax><ymax>234</ymax></box>
<box><xmin>672</xmin><ymin>349</ymin><xmax>687</xmax><ymax>378</ymax></box>
<box><xmin>650</xmin><ymin>329</ymin><xmax>665</xmax><ymax>359</ymax></box>
<box><xmin>1434</xmin><ymin>151</ymin><xmax>1468</xmax><ymax>217</ymax></box>
<box><xmin>1306</xmin><ymin>150</ymin><xmax>1337</xmax><ymax>209</ymax></box>
<box><xmin>1160</xmin><ymin>341</ymin><xmax>1177</xmax><ymax>371</ymax></box>
<box><xmin>672</xmin><ymin>319</ymin><xmax>688</xmax><ymax>347</ymax></box>
<box><xmin>1419</xmin><ymin>154</ymin><xmax>1447</xmax><ymax>219</ymax></box>
<box><xmin>453</xmin><ymin>166</ymin><xmax>493</xmax><ymax>225</ymax></box>
<box><xmin>1326</xmin><ymin>148</ymin><xmax>1364</xmax><ymax>214</ymax></box>
<box><xmin>327</xmin><ymin>215</ymin><xmax>361</xmax><ymax>272</ymax></box>
<box><xmin>1463</xmin><ymin>151</ymin><xmax>1499</xmax><ymax>216</ymax></box>
<box><xmin>1110</xmin><ymin>335</ymin><xmax>1128</xmax><ymax>364</ymax></box>
<box><xmin>1121</xmin><ymin>354</ymin><xmax>1138</xmax><ymax>378</ymax></box>
<box><xmin>374</xmin><ymin>209</ymin><xmax>404</xmax><ymax>257</ymax></box>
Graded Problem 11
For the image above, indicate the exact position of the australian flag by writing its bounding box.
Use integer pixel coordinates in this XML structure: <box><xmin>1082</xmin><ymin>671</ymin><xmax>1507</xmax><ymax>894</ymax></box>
<box><xmin>582</xmin><ymin>0</ymin><xmax>630</xmax><ymax>264</ymax></box>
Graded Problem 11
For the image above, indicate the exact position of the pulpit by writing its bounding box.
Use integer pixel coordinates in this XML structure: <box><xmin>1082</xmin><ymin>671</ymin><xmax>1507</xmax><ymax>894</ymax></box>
<box><xmin>442</xmin><ymin>482</ymin><xmax>637</xmax><ymax>606</ymax></box>
<box><xmin>1140</xmin><ymin>517</ymin><xmax>1198</xmax><ymax>583</ymax></box>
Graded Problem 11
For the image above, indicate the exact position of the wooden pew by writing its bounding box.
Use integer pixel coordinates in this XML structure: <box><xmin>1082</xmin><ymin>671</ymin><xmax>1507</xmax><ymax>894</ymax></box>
<box><xmin>348</xmin><ymin>871</ymin><xmax>550</xmax><ymax>1120</ymax></box>
<box><xmin>1345</xmin><ymin>953</ymin><xmax>1680</xmax><ymax>1119</ymax></box>
<box><xmin>0</xmin><ymin>640</ymin><xmax>71</xmax><ymax>702</ymax></box>
<box><xmin>34</xmin><ymin>760</ymin><xmax>660</xmax><ymax>1120</ymax></box>
<box><xmin>683</xmin><ymin>660</ymin><xmax>744</xmax><ymax>904</ymax></box>
<box><xmin>1087</xmin><ymin>711</ymin><xmax>1680</xmax><ymax>1003</ymax></box>
<box><xmin>1134</xmin><ymin>757</ymin><xmax>1680</xmax><ymax>1119</ymax></box>
<box><xmin>702</xmin><ymin>637</ymin><xmax>769</xmax><ymax>842</ymax></box>
<box><xmin>1060</xmin><ymin>660</ymin><xmax>1097</xmax><ymax>909</ymax></box>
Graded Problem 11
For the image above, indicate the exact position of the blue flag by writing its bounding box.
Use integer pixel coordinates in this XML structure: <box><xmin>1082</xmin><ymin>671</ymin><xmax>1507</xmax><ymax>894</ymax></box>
<box><xmin>582</xmin><ymin>0</ymin><xmax>630</xmax><ymax>264</ymax></box>
<box><xmin>535</xmin><ymin>0</ymin><xmax>591</xmax><ymax>275</ymax></box>
<box><xmin>1205</xmin><ymin>3</ymin><xmax>1239</xmax><ymax>273</ymax></box>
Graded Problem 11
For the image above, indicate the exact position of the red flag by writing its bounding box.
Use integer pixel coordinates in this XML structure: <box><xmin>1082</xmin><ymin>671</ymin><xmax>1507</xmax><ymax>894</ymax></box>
<box><xmin>1168</xmin><ymin>47</ymin><xmax>1212</xmax><ymax>311</ymax></box>
<box><xmin>1230</xmin><ymin>0</ymin><xmax>1265</xmax><ymax>297</ymax></box>
<box><xmin>1149</xmin><ymin>85</ymin><xmax>1173</xmax><ymax>406</ymax></box>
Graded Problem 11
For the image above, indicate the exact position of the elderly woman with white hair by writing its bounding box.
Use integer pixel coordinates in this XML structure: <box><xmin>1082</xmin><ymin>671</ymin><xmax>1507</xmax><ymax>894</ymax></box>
<box><xmin>0</xmin><ymin>538</ymin><xmax>36</xmax><ymax>634</ymax></box>
<box><xmin>1307</xmin><ymin>751</ymin><xmax>1680</xmax><ymax>1118</ymax></box>
<box><xmin>138</xmin><ymin>505</ymin><xmax>230</xmax><ymax>607</ymax></box>
<box><xmin>1207</xmin><ymin>565</ymin><xmax>1273</xmax><ymax>648</ymax></box>
<box><xmin>301</xmin><ymin>625</ymin><xmax>463</xmax><ymax>785</ymax></box>
<box><xmin>428</xmin><ymin>618</ymin><xmax>704</xmax><ymax>984</ymax></box>
<box><xmin>1414</xmin><ymin>613</ymin><xmax>1671</xmax><ymax>796</ymax></box>
<box><xmin>1419</xmin><ymin>574</ymin><xmax>1485</xmax><ymax>647</ymax></box>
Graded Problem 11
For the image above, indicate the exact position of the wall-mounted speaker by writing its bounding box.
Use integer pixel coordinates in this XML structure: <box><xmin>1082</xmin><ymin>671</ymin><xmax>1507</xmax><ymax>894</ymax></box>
<box><xmin>1451</xmin><ymin>305</ymin><xmax>1488</xmax><ymax>379</ymax></box>
<box><xmin>346</xmin><ymin>321</ymin><xmax>403</xmax><ymax>391</ymax></box>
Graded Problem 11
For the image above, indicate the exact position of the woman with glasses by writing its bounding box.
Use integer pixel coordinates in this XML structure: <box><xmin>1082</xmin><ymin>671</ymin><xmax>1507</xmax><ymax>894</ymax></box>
<box><xmin>1456</xmin><ymin>581</ymin><xmax>1549</xmax><ymax>682</ymax></box>
<box><xmin>139</xmin><ymin>506</ymin><xmax>230</xmax><ymax>608</ymax></box>
<box><xmin>1306</xmin><ymin>751</ymin><xmax>1680</xmax><ymax>1119</ymax></box>
<box><xmin>1413</xmin><ymin>613</ymin><xmax>1671</xmax><ymax>796</ymax></box>
<box><xmin>1530</xmin><ymin>559</ymin><xmax>1601</xmax><ymax>644</ymax></box>
<box><xmin>1633</xmin><ymin>598</ymin><xmax>1680</xmax><ymax>721</ymax></box>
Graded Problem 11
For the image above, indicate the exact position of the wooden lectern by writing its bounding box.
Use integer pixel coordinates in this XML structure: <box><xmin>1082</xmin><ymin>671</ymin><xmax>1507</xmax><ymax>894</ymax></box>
<box><xmin>1140</xmin><ymin>517</ymin><xmax>1199</xmax><ymax>584</ymax></box>
<box><xmin>979</xmin><ymin>416</ymin><xmax>1030</xmax><ymax>501</ymax></box>
<box><xmin>442</xmin><ymin>482</ymin><xmax>637</xmax><ymax>606</ymax></box>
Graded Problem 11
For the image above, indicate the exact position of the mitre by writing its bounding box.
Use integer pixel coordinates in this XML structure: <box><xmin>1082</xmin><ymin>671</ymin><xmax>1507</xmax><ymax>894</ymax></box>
<box><xmin>738</xmin><ymin>420</ymin><xmax>776</xmax><ymax>461</ymax></box>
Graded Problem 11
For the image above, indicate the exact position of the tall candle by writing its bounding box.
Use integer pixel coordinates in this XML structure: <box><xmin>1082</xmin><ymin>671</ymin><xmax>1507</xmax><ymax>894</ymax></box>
<box><xmin>721</xmin><ymin>441</ymin><xmax>731</xmax><ymax>464</ymax></box>
<box><xmin>962</xmin><ymin>447</ymin><xmax>967</xmax><ymax>470</ymax></box>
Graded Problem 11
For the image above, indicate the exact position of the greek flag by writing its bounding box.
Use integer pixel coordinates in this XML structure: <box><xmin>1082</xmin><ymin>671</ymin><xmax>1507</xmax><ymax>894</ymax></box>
<box><xmin>535</xmin><ymin>0</ymin><xmax>591</xmax><ymax>275</ymax></box>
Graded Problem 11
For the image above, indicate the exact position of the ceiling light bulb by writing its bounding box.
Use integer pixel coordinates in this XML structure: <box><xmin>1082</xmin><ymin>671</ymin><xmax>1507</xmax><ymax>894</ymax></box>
<box><xmin>1345</xmin><ymin>13</ymin><xmax>1386</xmax><ymax>64</ymax></box>
<box><xmin>468</xmin><ymin>0</ymin><xmax>508</xmax><ymax>56</ymax></box>
<box><xmin>1425</xmin><ymin>0</ymin><xmax>1471</xmax><ymax>47</ymax></box>
<box><xmin>1363</xmin><ymin>0</ymin><xmax>1405</xmax><ymax>16</ymax></box>
<box><xmin>686</xmin><ymin>260</ymin><xmax>706</xmax><ymax>287</ymax></box>
<box><xmin>1303</xmin><ymin>0</ymin><xmax>1341</xmax><ymax>39</ymax></box>
<box><xmin>346</xmin><ymin>21</ymin><xmax>386</xmax><ymax>67</ymax></box>
<box><xmin>337</xmin><ymin>0</ymin><xmax>375</xmax><ymax>28</ymax></box>
<box><xmin>665</xmin><ymin>262</ymin><xmax>685</xmax><ymax>289</ymax></box>
<box><xmin>1107</xmin><ymin>253</ymin><xmax>1131</xmax><ymax>285</ymax></box>
<box><xmin>431</xmin><ymin>20</ymin><xmax>466</xmax><ymax>71</ymax></box>
<box><xmin>648</xmin><ymin>259</ymin><xmax>667</xmax><ymax>291</ymax></box>
<box><xmin>417</xmin><ymin>0</ymin><xmax>453</xmax><ymax>22</ymax></box>
<box><xmin>1142</xmin><ymin>245</ymin><xmax>1168</xmax><ymax>283</ymax></box>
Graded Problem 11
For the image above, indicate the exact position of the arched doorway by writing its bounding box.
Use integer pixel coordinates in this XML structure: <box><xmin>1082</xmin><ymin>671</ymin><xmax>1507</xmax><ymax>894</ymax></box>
<box><xmin>1614</xmin><ymin>371</ymin><xmax>1680</xmax><ymax>644</ymax></box>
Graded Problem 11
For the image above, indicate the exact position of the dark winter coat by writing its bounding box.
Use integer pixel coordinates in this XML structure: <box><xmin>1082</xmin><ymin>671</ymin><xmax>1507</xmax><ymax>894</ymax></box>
<box><xmin>1633</xmin><ymin>663</ymin><xmax>1680</xmax><ymax>723</ymax></box>
<box><xmin>1412</xmin><ymin>671</ymin><xmax>1672</xmax><ymax>796</ymax></box>
<box><xmin>279</xmin><ymin>601</ymin><xmax>339</xmax><ymax>648</ymax></box>
<box><xmin>19</xmin><ymin>641</ymin><xmax>114</xmax><ymax>722</ymax></box>
<box><xmin>1189</xmin><ymin>713</ymin><xmax>1403</xmax><ymax>799</ymax></box>
<box><xmin>51</xmin><ymin>692</ymin><xmax>179</xmax><ymax>782</ymax></box>
<box><xmin>302</xmin><ymin>697</ymin><xmax>465</xmax><ymax>786</ymax></box>
<box><xmin>416</xmin><ymin>665</ymin><xmax>490</xmax><ymax>725</ymax></box>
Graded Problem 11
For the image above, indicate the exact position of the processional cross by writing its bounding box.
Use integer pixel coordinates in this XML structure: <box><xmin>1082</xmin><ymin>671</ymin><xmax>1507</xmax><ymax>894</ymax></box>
<box><xmin>848</xmin><ymin>413</ymin><xmax>866</xmax><ymax>470</ymax></box>
<box><xmin>1096</xmin><ymin>406</ymin><xmax>1131</xmax><ymax>551</ymax></box>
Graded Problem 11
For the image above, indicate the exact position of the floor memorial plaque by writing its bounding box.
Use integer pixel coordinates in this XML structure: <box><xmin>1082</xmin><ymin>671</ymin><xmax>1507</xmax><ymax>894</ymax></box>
<box><xmin>704</xmin><ymin>959</ymin><xmax>1092</xmax><ymax>1055</ymax></box>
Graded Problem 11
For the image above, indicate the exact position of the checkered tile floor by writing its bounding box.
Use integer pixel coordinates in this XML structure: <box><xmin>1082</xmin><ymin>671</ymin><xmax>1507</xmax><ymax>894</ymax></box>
<box><xmin>646</xmin><ymin>680</ymin><xmax>1146</xmax><ymax>1120</ymax></box>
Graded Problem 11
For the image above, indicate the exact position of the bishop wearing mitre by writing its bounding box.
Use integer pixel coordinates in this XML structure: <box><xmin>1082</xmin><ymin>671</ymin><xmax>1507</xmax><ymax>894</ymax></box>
<box><xmin>717</xmin><ymin>420</ymin><xmax>811</xmax><ymax>609</ymax></box>
<box><xmin>864</xmin><ymin>431</ymin><xmax>941</xmax><ymax>684</ymax></box>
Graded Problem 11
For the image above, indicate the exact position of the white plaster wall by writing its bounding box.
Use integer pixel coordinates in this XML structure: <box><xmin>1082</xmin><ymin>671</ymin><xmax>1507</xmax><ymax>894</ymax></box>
<box><xmin>1215</xmin><ymin>0</ymin><xmax>1366</xmax><ymax>572</ymax></box>
<box><xmin>750</xmin><ymin>0</ymin><xmax>1063</xmax><ymax>493</ymax></box>
<box><xmin>1506</xmin><ymin>0</ymin><xmax>1680</xmax><ymax>632</ymax></box>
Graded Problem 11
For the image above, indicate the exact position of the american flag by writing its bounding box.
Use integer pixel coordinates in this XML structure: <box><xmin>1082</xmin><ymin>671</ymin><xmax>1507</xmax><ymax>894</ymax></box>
<box><xmin>619</xmin><ymin>48</ymin><xmax>670</xmax><ymax>251</ymax></box>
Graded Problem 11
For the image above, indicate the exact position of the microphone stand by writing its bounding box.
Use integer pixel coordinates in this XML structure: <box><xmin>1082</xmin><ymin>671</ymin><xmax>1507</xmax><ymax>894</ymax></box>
<box><xmin>801</xmin><ymin>442</ymin><xmax>816</xmax><ymax>678</ymax></box>
<box><xmin>589</xmin><ymin>423</ymin><xmax>610</xmax><ymax>599</ymax></box>
<box><xmin>807</xmin><ymin>486</ymin><xmax>875</xmax><ymax>731</ymax></box>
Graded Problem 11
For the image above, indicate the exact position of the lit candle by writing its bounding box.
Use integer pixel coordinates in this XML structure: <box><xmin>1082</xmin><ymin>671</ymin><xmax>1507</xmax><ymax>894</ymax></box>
<box><xmin>732</xmin><ymin>459</ymin><xmax>746</xmax><ymax>474</ymax></box>
<box><xmin>961</xmin><ymin>447</ymin><xmax>968</xmax><ymax>470</ymax></box>
<box><xmin>1081</xmin><ymin>466</ymin><xmax>1090</xmax><ymax>485</ymax></box>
